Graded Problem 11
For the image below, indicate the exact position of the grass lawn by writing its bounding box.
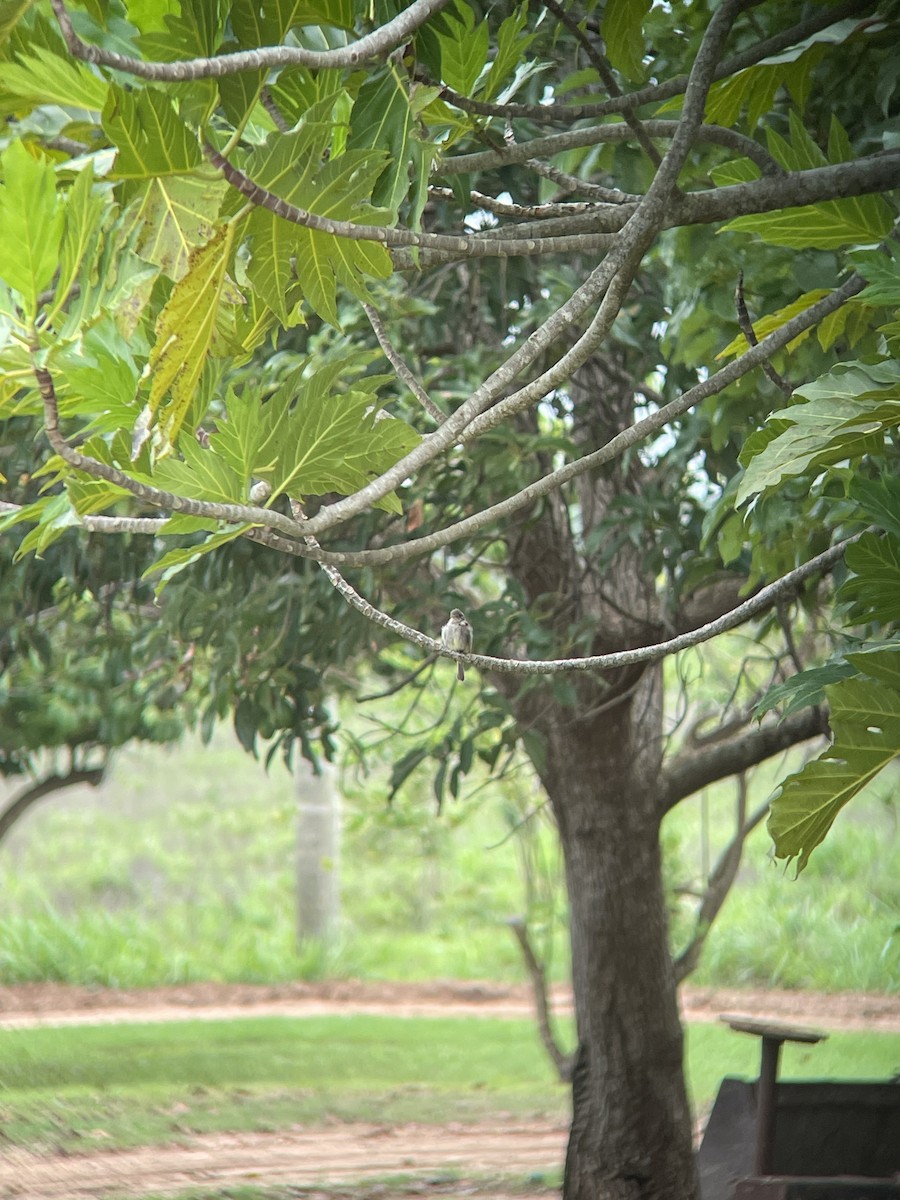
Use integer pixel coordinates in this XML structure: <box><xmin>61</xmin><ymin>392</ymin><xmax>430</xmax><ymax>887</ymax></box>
<box><xmin>2</xmin><ymin>1014</ymin><xmax>900</xmax><ymax>1154</ymax></box>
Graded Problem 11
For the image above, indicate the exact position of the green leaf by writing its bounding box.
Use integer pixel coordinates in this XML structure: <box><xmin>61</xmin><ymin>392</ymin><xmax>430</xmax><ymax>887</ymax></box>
<box><xmin>721</xmin><ymin>111</ymin><xmax>894</xmax><ymax>250</ymax></box>
<box><xmin>438</xmin><ymin>0</ymin><xmax>489</xmax><ymax>95</ymax></box>
<box><xmin>251</xmin><ymin>362</ymin><xmax>420</xmax><ymax>513</ymax></box>
<box><xmin>346</xmin><ymin>65</ymin><xmax>412</xmax><ymax>215</ymax></box>
<box><xmin>721</xmin><ymin>199</ymin><xmax>895</xmax><ymax>250</ymax></box>
<box><xmin>482</xmin><ymin>2</ymin><xmax>535</xmax><ymax>101</ymax></box>
<box><xmin>603</xmin><ymin>0</ymin><xmax>651</xmax><ymax>82</ymax></box>
<box><xmin>245</xmin><ymin>204</ymin><xmax>303</xmax><ymax>326</ymax></box>
<box><xmin>0</xmin><ymin>43</ymin><xmax>108</xmax><ymax>110</ymax></box>
<box><xmin>0</xmin><ymin>0</ymin><xmax>35</xmax><ymax>50</ymax></box>
<box><xmin>756</xmin><ymin>661</ymin><xmax>857</xmax><ymax>719</ymax></box>
<box><xmin>0</xmin><ymin>139</ymin><xmax>64</xmax><ymax>319</ymax></box>
<box><xmin>152</xmin><ymin>433</ymin><xmax>247</xmax><ymax>503</ymax></box>
<box><xmin>129</xmin><ymin>172</ymin><xmax>228</xmax><ymax>280</ymax></box>
<box><xmin>768</xmin><ymin>676</ymin><xmax>900</xmax><ymax>872</ymax></box>
<box><xmin>845</xmin><ymin>645</ymin><xmax>900</xmax><ymax>690</ymax></box>
<box><xmin>737</xmin><ymin>401</ymin><xmax>887</xmax><ymax>505</ymax></box>
<box><xmin>241</xmin><ymin>136</ymin><xmax>393</xmax><ymax>325</ymax></box>
<box><xmin>850</xmin><ymin>244</ymin><xmax>900</xmax><ymax>307</ymax></box>
<box><xmin>840</xmin><ymin>532</ymin><xmax>900</xmax><ymax>625</ymax></box>
<box><xmin>709</xmin><ymin>158</ymin><xmax>761</xmax><ymax>188</ymax></box>
<box><xmin>148</xmin><ymin>222</ymin><xmax>237</xmax><ymax>447</ymax></box>
<box><xmin>145</xmin><ymin>526</ymin><xmax>246</xmax><ymax>591</ymax></box>
<box><xmin>103</xmin><ymin>85</ymin><xmax>202</xmax><ymax>180</ymax></box>
<box><xmin>49</xmin><ymin>162</ymin><xmax>108</xmax><ymax>324</ymax></box>
<box><xmin>51</xmin><ymin>316</ymin><xmax>140</xmax><ymax>428</ymax></box>
<box><xmin>138</xmin><ymin>0</ymin><xmax>229</xmax><ymax>61</ymax></box>
<box><xmin>850</xmin><ymin>474</ymin><xmax>900</xmax><ymax>539</ymax></box>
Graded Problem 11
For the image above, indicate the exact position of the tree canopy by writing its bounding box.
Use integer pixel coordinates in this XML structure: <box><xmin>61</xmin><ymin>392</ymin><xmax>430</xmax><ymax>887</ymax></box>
<box><xmin>1</xmin><ymin>1</ymin><xmax>898</xmax><ymax>1196</ymax></box>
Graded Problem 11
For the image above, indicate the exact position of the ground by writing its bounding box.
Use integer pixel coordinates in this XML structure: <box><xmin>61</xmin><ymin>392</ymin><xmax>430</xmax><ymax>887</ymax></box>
<box><xmin>2</xmin><ymin>981</ymin><xmax>899</xmax><ymax>1200</ymax></box>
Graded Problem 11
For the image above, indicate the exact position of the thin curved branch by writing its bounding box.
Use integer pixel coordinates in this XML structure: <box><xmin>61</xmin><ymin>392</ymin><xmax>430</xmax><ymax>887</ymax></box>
<box><xmin>203</xmin><ymin>141</ymin><xmax>617</xmax><ymax>259</ymax></box>
<box><xmin>260</xmin><ymin>523</ymin><xmax>864</xmax><ymax>681</ymax></box>
<box><xmin>672</xmin><ymin>783</ymin><xmax>773</xmax><ymax>984</ymax></box>
<box><xmin>0</xmin><ymin>766</ymin><xmax>106</xmax><ymax>846</ymax></box>
<box><xmin>660</xmin><ymin>706</ymin><xmax>829</xmax><ymax>812</ymax></box>
<box><xmin>429</xmin><ymin>185</ymin><xmax>610</xmax><ymax>221</ymax></box>
<box><xmin>736</xmin><ymin>270</ymin><xmax>793</xmax><ymax>396</ymax></box>
<box><xmin>541</xmin><ymin>0</ymin><xmax>662</xmax><ymax>168</ymax></box>
<box><xmin>362</xmin><ymin>302</ymin><xmax>445</xmax><ymax>424</ymax></box>
<box><xmin>507</xmin><ymin>916</ymin><xmax>574</xmax><ymax>1082</ymax></box>
<box><xmin>50</xmin><ymin>0</ymin><xmax>451</xmax><ymax>79</ymax></box>
<box><xmin>441</xmin><ymin>119</ymin><xmax>784</xmax><ymax>178</ymax></box>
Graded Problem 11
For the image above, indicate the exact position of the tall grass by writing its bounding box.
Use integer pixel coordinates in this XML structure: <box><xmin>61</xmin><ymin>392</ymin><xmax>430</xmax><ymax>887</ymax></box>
<box><xmin>1</xmin><ymin>730</ymin><xmax>897</xmax><ymax>990</ymax></box>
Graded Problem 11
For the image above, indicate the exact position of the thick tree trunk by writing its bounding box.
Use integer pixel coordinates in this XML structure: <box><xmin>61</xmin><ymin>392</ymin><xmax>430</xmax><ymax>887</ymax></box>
<box><xmin>544</xmin><ymin>700</ymin><xmax>698</xmax><ymax>1200</ymax></box>
<box><xmin>498</xmin><ymin>355</ymin><xmax>700</xmax><ymax>1198</ymax></box>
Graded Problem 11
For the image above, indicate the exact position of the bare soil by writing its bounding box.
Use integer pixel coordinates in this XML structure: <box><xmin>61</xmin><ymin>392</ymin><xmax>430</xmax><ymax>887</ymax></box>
<box><xmin>1</xmin><ymin>980</ymin><xmax>898</xmax><ymax>1200</ymax></box>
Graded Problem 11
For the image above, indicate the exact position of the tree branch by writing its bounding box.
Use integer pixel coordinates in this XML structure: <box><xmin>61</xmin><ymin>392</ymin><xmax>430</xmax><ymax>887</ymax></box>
<box><xmin>660</xmin><ymin>706</ymin><xmax>828</xmax><ymax>813</ymax></box>
<box><xmin>672</xmin><ymin>782</ymin><xmax>772</xmax><ymax>983</ymax></box>
<box><xmin>203</xmin><ymin>141</ymin><xmax>617</xmax><ymax>260</ymax></box>
<box><xmin>362</xmin><ymin>302</ymin><xmax>445</xmax><ymax>424</ymax></box>
<box><xmin>0</xmin><ymin>766</ymin><xmax>106</xmax><ymax>846</ymax></box>
<box><xmin>541</xmin><ymin>0</ymin><xmax>662</xmax><ymax>168</ymax></box>
<box><xmin>507</xmin><ymin>916</ymin><xmax>574</xmax><ymax>1082</ymax></box>
<box><xmin>442</xmin><ymin>119</ymin><xmax>783</xmax><ymax>178</ymax></box>
<box><xmin>303</xmin><ymin>0</ymin><xmax>744</xmax><ymax>538</ymax></box>
<box><xmin>51</xmin><ymin>0</ymin><xmax>452</xmax><ymax>78</ymax></box>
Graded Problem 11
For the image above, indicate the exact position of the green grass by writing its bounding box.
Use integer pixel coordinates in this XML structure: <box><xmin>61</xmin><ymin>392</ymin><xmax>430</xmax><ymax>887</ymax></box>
<box><xmin>2</xmin><ymin>1014</ymin><xmax>899</xmax><ymax>1155</ymax></box>
<box><xmin>0</xmin><ymin>730</ymin><xmax>898</xmax><ymax>990</ymax></box>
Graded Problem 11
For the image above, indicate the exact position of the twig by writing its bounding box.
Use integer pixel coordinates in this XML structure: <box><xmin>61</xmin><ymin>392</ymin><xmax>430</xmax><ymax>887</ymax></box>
<box><xmin>542</xmin><ymin>0</ymin><xmax>662</xmax><ymax>168</ymax></box>
<box><xmin>673</xmin><ymin>783</ymin><xmax>770</xmax><ymax>983</ymax></box>
<box><xmin>735</xmin><ymin>271</ymin><xmax>793</xmax><ymax>396</ymax></box>
<box><xmin>507</xmin><ymin>917</ymin><xmax>574</xmax><ymax>1082</ymax></box>
<box><xmin>362</xmin><ymin>302</ymin><xmax>445</xmax><ymax>424</ymax></box>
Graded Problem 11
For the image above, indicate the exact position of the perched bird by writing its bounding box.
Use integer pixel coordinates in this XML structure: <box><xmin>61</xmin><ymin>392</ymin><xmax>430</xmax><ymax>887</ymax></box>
<box><xmin>441</xmin><ymin>608</ymin><xmax>473</xmax><ymax>681</ymax></box>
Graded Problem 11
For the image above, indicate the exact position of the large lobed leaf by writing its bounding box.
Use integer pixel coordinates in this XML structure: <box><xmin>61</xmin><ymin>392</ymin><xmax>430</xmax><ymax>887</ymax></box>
<box><xmin>768</xmin><ymin>672</ymin><xmax>900</xmax><ymax>872</ymax></box>
<box><xmin>0</xmin><ymin>139</ymin><xmax>64</xmax><ymax>319</ymax></box>
<box><xmin>737</xmin><ymin>360</ymin><xmax>900</xmax><ymax>505</ymax></box>
<box><xmin>239</xmin><ymin>126</ymin><xmax>393</xmax><ymax>326</ymax></box>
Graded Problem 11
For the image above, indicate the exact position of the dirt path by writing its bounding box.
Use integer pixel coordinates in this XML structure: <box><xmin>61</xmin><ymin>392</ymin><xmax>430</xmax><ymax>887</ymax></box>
<box><xmin>1</xmin><ymin>1121</ymin><xmax>566</xmax><ymax>1200</ymax></box>
<box><xmin>2</xmin><ymin>978</ymin><xmax>900</xmax><ymax>1031</ymax></box>
<box><xmin>2</xmin><ymin>981</ymin><xmax>899</xmax><ymax>1199</ymax></box>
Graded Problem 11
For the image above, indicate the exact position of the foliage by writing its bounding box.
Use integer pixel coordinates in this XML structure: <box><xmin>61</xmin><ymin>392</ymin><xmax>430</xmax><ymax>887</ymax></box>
<box><xmin>1</xmin><ymin>4</ymin><xmax>899</xmax><ymax>1191</ymax></box>
<box><xmin>739</xmin><ymin>240</ymin><xmax>900</xmax><ymax>873</ymax></box>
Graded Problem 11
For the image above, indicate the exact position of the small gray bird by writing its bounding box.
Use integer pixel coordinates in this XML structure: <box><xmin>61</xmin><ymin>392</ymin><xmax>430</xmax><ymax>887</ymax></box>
<box><xmin>441</xmin><ymin>608</ymin><xmax>473</xmax><ymax>681</ymax></box>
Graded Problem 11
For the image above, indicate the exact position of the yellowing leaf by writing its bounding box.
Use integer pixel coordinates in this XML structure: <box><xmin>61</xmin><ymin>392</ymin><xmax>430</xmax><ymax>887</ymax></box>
<box><xmin>148</xmin><ymin>223</ymin><xmax>236</xmax><ymax>446</ymax></box>
<box><xmin>716</xmin><ymin>290</ymin><xmax>829</xmax><ymax>359</ymax></box>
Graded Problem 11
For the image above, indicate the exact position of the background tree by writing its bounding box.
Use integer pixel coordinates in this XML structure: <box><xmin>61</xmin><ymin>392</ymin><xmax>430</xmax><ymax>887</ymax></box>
<box><xmin>1</xmin><ymin>3</ymin><xmax>898</xmax><ymax>1199</ymax></box>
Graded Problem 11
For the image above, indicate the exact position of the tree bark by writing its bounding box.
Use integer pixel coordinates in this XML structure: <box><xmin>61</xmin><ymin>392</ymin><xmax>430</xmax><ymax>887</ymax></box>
<box><xmin>497</xmin><ymin>352</ymin><xmax>700</xmax><ymax>1198</ymax></box>
<box><xmin>534</xmin><ymin>684</ymin><xmax>698</xmax><ymax>1200</ymax></box>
